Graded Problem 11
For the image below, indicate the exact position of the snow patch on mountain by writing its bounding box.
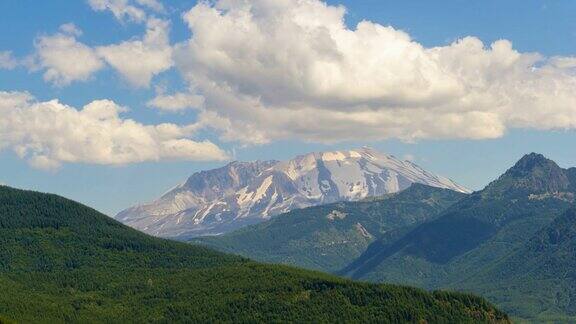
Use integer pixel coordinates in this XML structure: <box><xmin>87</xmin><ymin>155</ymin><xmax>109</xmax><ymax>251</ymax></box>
<box><xmin>115</xmin><ymin>147</ymin><xmax>470</xmax><ymax>238</ymax></box>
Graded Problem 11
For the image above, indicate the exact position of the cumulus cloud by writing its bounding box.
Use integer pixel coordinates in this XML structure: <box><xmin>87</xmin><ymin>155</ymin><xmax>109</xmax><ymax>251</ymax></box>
<box><xmin>0</xmin><ymin>91</ymin><xmax>228</xmax><ymax>170</ymax></box>
<box><xmin>172</xmin><ymin>0</ymin><xmax>576</xmax><ymax>143</ymax></box>
<box><xmin>59</xmin><ymin>23</ymin><xmax>83</xmax><ymax>37</ymax></box>
<box><xmin>29</xmin><ymin>18</ymin><xmax>172</xmax><ymax>88</ymax></box>
<box><xmin>550</xmin><ymin>56</ymin><xmax>576</xmax><ymax>69</ymax></box>
<box><xmin>97</xmin><ymin>18</ymin><xmax>173</xmax><ymax>88</ymax></box>
<box><xmin>135</xmin><ymin>0</ymin><xmax>165</xmax><ymax>13</ymax></box>
<box><xmin>33</xmin><ymin>25</ymin><xmax>104</xmax><ymax>86</ymax></box>
<box><xmin>88</xmin><ymin>0</ymin><xmax>147</xmax><ymax>23</ymax></box>
<box><xmin>88</xmin><ymin>0</ymin><xmax>165</xmax><ymax>22</ymax></box>
<box><xmin>147</xmin><ymin>92</ymin><xmax>204</xmax><ymax>112</ymax></box>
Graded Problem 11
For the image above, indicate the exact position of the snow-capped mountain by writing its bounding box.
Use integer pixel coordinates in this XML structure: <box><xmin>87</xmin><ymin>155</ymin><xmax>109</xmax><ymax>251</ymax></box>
<box><xmin>115</xmin><ymin>147</ymin><xmax>470</xmax><ymax>238</ymax></box>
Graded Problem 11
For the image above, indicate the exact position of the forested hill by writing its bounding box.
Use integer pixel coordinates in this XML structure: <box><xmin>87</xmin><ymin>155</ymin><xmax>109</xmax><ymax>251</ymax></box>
<box><xmin>0</xmin><ymin>185</ymin><xmax>509</xmax><ymax>323</ymax></box>
<box><xmin>194</xmin><ymin>184</ymin><xmax>466</xmax><ymax>273</ymax></box>
<box><xmin>338</xmin><ymin>153</ymin><xmax>576</xmax><ymax>321</ymax></box>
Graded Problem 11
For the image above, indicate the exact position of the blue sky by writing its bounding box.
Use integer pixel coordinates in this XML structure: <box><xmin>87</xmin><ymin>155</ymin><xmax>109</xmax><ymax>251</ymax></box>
<box><xmin>1</xmin><ymin>0</ymin><xmax>575</xmax><ymax>216</ymax></box>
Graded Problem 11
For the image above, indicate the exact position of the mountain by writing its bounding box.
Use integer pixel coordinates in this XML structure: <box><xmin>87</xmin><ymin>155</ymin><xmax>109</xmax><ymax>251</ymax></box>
<box><xmin>0</xmin><ymin>185</ymin><xmax>509</xmax><ymax>323</ymax></box>
<box><xmin>455</xmin><ymin>208</ymin><xmax>576</xmax><ymax>322</ymax></box>
<box><xmin>194</xmin><ymin>184</ymin><xmax>467</xmax><ymax>273</ymax></box>
<box><xmin>340</xmin><ymin>153</ymin><xmax>576</xmax><ymax>320</ymax></box>
<box><xmin>116</xmin><ymin>147</ymin><xmax>469</xmax><ymax>239</ymax></box>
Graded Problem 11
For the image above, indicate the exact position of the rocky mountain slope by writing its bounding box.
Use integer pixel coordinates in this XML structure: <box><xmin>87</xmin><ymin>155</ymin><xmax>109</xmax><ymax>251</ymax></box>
<box><xmin>116</xmin><ymin>147</ymin><xmax>469</xmax><ymax>238</ymax></box>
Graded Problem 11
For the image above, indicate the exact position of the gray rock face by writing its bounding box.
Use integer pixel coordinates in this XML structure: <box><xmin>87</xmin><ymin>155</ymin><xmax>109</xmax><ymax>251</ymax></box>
<box><xmin>115</xmin><ymin>147</ymin><xmax>470</xmax><ymax>238</ymax></box>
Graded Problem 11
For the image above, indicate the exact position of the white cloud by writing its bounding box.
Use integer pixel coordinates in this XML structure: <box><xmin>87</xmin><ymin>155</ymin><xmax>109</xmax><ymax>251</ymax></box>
<box><xmin>550</xmin><ymin>56</ymin><xmax>576</xmax><ymax>69</ymax></box>
<box><xmin>0</xmin><ymin>91</ymin><xmax>228</xmax><ymax>170</ymax></box>
<box><xmin>147</xmin><ymin>92</ymin><xmax>204</xmax><ymax>112</ymax></box>
<box><xmin>135</xmin><ymin>0</ymin><xmax>165</xmax><ymax>13</ymax></box>
<box><xmin>172</xmin><ymin>0</ymin><xmax>576</xmax><ymax>144</ymax></box>
<box><xmin>59</xmin><ymin>23</ymin><xmax>83</xmax><ymax>37</ymax></box>
<box><xmin>33</xmin><ymin>25</ymin><xmax>104</xmax><ymax>86</ymax></box>
<box><xmin>88</xmin><ymin>0</ymin><xmax>146</xmax><ymax>23</ymax></box>
<box><xmin>30</xmin><ymin>19</ymin><xmax>172</xmax><ymax>88</ymax></box>
<box><xmin>97</xmin><ymin>18</ymin><xmax>173</xmax><ymax>88</ymax></box>
<box><xmin>87</xmin><ymin>0</ymin><xmax>166</xmax><ymax>22</ymax></box>
<box><xmin>0</xmin><ymin>51</ymin><xmax>19</xmax><ymax>69</ymax></box>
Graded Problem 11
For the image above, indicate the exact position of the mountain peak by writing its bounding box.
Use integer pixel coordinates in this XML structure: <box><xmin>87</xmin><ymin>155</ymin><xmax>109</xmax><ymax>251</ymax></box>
<box><xmin>509</xmin><ymin>153</ymin><xmax>557</xmax><ymax>174</ymax></box>
<box><xmin>505</xmin><ymin>153</ymin><xmax>565</xmax><ymax>182</ymax></box>
<box><xmin>485</xmin><ymin>153</ymin><xmax>569</xmax><ymax>195</ymax></box>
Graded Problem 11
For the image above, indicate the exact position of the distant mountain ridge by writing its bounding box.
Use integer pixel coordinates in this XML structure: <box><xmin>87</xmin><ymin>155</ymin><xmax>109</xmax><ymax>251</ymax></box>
<box><xmin>116</xmin><ymin>147</ymin><xmax>469</xmax><ymax>238</ymax></box>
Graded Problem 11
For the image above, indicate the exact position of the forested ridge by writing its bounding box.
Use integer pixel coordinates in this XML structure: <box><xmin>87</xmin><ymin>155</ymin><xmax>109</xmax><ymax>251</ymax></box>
<box><xmin>0</xmin><ymin>185</ymin><xmax>508</xmax><ymax>323</ymax></box>
<box><xmin>195</xmin><ymin>184</ymin><xmax>465</xmax><ymax>273</ymax></box>
<box><xmin>339</xmin><ymin>153</ymin><xmax>576</xmax><ymax>321</ymax></box>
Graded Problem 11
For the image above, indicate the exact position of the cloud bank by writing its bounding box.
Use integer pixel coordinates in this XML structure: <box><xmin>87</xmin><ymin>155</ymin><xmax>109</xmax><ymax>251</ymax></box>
<box><xmin>0</xmin><ymin>91</ymin><xmax>228</xmax><ymax>169</ymax></box>
<box><xmin>172</xmin><ymin>0</ymin><xmax>576</xmax><ymax>144</ymax></box>
<box><xmin>4</xmin><ymin>0</ymin><xmax>576</xmax><ymax>169</ymax></box>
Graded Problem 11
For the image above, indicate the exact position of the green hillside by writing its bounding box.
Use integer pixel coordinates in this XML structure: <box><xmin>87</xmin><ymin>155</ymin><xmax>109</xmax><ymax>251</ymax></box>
<box><xmin>455</xmin><ymin>208</ymin><xmax>576</xmax><ymax>322</ymax></box>
<box><xmin>194</xmin><ymin>184</ymin><xmax>465</xmax><ymax>272</ymax></box>
<box><xmin>0</xmin><ymin>185</ymin><xmax>508</xmax><ymax>323</ymax></box>
<box><xmin>341</xmin><ymin>153</ymin><xmax>576</xmax><ymax>320</ymax></box>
